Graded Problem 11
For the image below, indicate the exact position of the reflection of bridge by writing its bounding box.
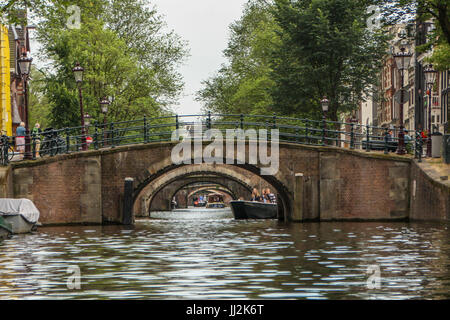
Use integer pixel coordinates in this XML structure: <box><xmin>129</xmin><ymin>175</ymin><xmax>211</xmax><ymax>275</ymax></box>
<box><xmin>0</xmin><ymin>113</ymin><xmax>444</xmax><ymax>224</ymax></box>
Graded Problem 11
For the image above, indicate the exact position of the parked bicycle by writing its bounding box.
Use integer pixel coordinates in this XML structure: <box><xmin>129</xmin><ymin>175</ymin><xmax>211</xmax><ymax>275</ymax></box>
<box><xmin>39</xmin><ymin>129</ymin><xmax>67</xmax><ymax>157</ymax></box>
<box><xmin>0</xmin><ymin>135</ymin><xmax>14</xmax><ymax>165</ymax></box>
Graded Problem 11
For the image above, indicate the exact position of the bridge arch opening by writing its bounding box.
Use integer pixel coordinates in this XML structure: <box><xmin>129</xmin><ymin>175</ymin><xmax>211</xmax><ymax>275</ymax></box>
<box><xmin>169</xmin><ymin>181</ymin><xmax>238</xmax><ymax>209</ymax></box>
<box><xmin>133</xmin><ymin>162</ymin><xmax>291</xmax><ymax>218</ymax></box>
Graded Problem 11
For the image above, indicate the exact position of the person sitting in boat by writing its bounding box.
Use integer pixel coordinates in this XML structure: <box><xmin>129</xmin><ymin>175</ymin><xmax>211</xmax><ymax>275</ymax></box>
<box><xmin>261</xmin><ymin>189</ymin><xmax>268</xmax><ymax>203</ymax></box>
<box><xmin>265</xmin><ymin>188</ymin><xmax>277</xmax><ymax>204</ymax></box>
<box><xmin>251</xmin><ymin>188</ymin><xmax>263</xmax><ymax>202</ymax></box>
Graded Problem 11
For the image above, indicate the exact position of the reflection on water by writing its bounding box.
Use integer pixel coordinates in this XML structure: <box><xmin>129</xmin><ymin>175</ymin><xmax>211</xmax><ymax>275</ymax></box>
<box><xmin>0</xmin><ymin>210</ymin><xmax>449</xmax><ymax>299</ymax></box>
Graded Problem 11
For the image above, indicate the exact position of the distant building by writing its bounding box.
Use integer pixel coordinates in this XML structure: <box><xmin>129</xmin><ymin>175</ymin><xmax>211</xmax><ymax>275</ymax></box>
<box><xmin>440</xmin><ymin>70</ymin><xmax>449</xmax><ymax>133</ymax></box>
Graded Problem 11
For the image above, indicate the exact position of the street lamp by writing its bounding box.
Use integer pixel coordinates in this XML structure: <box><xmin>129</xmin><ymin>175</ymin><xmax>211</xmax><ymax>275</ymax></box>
<box><xmin>321</xmin><ymin>96</ymin><xmax>329</xmax><ymax>145</ymax></box>
<box><xmin>100</xmin><ymin>97</ymin><xmax>110</xmax><ymax>117</ymax></box>
<box><xmin>18</xmin><ymin>53</ymin><xmax>33</xmax><ymax>160</ymax></box>
<box><xmin>84</xmin><ymin>112</ymin><xmax>92</xmax><ymax>127</ymax></box>
<box><xmin>72</xmin><ymin>62</ymin><xmax>88</xmax><ymax>151</ymax></box>
<box><xmin>393</xmin><ymin>44</ymin><xmax>413</xmax><ymax>155</ymax></box>
<box><xmin>100</xmin><ymin>97</ymin><xmax>110</xmax><ymax>146</ymax></box>
<box><xmin>424</xmin><ymin>64</ymin><xmax>438</xmax><ymax>157</ymax></box>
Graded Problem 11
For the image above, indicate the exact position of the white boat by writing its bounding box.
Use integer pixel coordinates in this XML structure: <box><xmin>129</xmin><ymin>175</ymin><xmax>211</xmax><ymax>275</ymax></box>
<box><xmin>0</xmin><ymin>216</ymin><xmax>12</xmax><ymax>240</ymax></box>
<box><xmin>0</xmin><ymin>199</ymin><xmax>40</xmax><ymax>234</ymax></box>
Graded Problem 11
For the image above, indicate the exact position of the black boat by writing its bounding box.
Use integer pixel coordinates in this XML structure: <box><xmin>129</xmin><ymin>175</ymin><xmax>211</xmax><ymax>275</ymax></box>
<box><xmin>229</xmin><ymin>200</ymin><xmax>277</xmax><ymax>219</ymax></box>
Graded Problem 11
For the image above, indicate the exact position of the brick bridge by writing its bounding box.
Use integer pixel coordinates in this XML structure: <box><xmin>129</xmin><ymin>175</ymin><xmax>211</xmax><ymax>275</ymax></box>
<box><xmin>1</xmin><ymin>139</ymin><xmax>445</xmax><ymax>225</ymax></box>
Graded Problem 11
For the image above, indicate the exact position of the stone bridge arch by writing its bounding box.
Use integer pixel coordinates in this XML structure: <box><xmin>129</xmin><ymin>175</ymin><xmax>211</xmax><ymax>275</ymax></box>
<box><xmin>8</xmin><ymin>140</ymin><xmax>413</xmax><ymax>225</ymax></box>
<box><xmin>133</xmin><ymin>163</ymin><xmax>283</xmax><ymax>215</ymax></box>
<box><xmin>186</xmin><ymin>185</ymin><xmax>235</xmax><ymax>200</ymax></box>
<box><xmin>136</xmin><ymin>174</ymin><xmax>251</xmax><ymax>214</ymax></box>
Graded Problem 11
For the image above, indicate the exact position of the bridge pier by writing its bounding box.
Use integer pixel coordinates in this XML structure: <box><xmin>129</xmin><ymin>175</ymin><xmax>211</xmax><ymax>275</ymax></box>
<box><xmin>292</xmin><ymin>173</ymin><xmax>304</xmax><ymax>221</ymax></box>
<box><xmin>122</xmin><ymin>178</ymin><xmax>134</xmax><ymax>225</ymax></box>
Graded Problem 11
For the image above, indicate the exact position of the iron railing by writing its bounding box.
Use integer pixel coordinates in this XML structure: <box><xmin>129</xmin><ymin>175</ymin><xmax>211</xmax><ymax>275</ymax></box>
<box><xmin>0</xmin><ymin>112</ymin><xmax>424</xmax><ymax>166</ymax></box>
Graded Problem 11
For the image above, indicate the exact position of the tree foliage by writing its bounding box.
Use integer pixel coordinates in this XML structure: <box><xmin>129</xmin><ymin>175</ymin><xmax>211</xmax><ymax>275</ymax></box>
<box><xmin>6</xmin><ymin>0</ymin><xmax>189</xmax><ymax>128</ymax></box>
<box><xmin>270</xmin><ymin>0</ymin><xmax>389</xmax><ymax>121</ymax></box>
<box><xmin>197</xmin><ymin>0</ymin><xmax>279</xmax><ymax>116</ymax></box>
<box><xmin>377</xmin><ymin>0</ymin><xmax>450</xmax><ymax>70</ymax></box>
<box><xmin>198</xmin><ymin>0</ymin><xmax>389</xmax><ymax>121</ymax></box>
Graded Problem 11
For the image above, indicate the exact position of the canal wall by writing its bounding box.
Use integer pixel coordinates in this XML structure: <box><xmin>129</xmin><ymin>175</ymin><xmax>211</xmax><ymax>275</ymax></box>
<box><xmin>410</xmin><ymin>160</ymin><xmax>450</xmax><ymax>221</ymax></box>
<box><xmin>0</xmin><ymin>142</ymin><xmax>448</xmax><ymax>225</ymax></box>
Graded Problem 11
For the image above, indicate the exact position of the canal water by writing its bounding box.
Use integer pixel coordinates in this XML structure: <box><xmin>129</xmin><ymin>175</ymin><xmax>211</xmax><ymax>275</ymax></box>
<box><xmin>0</xmin><ymin>209</ymin><xmax>449</xmax><ymax>299</ymax></box>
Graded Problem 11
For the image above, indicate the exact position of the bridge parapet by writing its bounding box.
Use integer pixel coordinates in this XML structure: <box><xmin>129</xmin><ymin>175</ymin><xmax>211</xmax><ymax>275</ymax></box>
<box><xmin>0</xmin><ymin>140</ymin><xmax>432</xmax><ymax>225</ymax></box>
<box><xmin>1</xmin><ymin>113</ymin><xmax>423</xmax><ymax>166</ymax></box>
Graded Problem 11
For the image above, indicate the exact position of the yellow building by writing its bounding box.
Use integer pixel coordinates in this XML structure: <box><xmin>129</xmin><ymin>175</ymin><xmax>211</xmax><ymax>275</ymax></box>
<box><xmin>0</xmin><ymin>25</ymin><xmax>12</xmax><ymax>136</ymax></box>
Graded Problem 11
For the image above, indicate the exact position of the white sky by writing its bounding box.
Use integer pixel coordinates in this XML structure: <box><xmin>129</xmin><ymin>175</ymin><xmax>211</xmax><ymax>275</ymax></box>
<box><xmin>152</xmin><ymin>0</ymin><xmax>248</xmax><ymax>115</ymax></box>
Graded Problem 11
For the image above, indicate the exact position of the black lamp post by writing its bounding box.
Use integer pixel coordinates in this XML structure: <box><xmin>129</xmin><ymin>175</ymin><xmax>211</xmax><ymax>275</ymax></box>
<box><xmin>321</xmin><ymin>96</ymin><xmax>329</xmax><ymax>145</ymax></box>
<box><xmin>100</xmin><ymin>97</ymin><xmax>110</xmax><ymax>145</ymax></box>
<box><xmin>423</xmin><ymin>64</ymin><xmax>437</xmax><ymax>157</ymax></box>
<box><xmin>393</xmin><ymin>43</ymin><xmax>412</xmax><ymax>155</ymax></box>
<box><xmin>72</xmin><ymin>62</ymin><xmax>88</xmax><ymax>151</ymax></box>
<box><xmin>18</xmin><ymin>53</ymin><xmax>33</xmax><ymax>160</ymax></box>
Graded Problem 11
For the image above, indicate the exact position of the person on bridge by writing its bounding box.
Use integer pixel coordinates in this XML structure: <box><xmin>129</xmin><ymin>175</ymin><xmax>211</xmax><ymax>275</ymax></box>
<box><xmin>31</xmin><ymin>123</ymin><xmax>42</xmax><ymax>157</ymax></box>
<box><xmin>15</xmin><ymin>122</ymin><xmax>26</xmax><ymax>158</ymax></box>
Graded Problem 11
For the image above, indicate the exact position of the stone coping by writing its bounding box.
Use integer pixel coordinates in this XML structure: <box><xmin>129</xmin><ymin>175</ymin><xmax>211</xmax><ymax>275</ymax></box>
<box><xmin>414</xmin><ymin>159</ymin><xmax>450</xmax><ymax>192</ymax></box>
<box><xmin>9</xmin><ymin>140</ymin><xmax>413</xmax><ymax>169</ymax></box>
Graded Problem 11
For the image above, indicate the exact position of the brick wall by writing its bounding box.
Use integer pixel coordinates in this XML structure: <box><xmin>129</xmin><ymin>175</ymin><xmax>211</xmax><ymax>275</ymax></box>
<box><xmin>5</xmin><ymin>142</ymin><xmax>447</xmax><ymax>225</ymax></box>
<box><xmin>319</xmin><ymin>151</ymin><xmax>410</xmax><ymax>220</ymax></box>
<box><xmin>410</xmin><ymin>161</ymin><xmax>450</xmax><ymax>220</ymax></box>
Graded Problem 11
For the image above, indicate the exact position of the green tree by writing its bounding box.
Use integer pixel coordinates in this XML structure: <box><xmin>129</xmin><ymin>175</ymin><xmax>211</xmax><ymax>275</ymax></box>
<box><xmin>270</xmin><ymin>0</ymin><xmax>389</xmax><ymax>121</ymax></box>
<box><xmin>30</xmin><ymin>0</ymin><xmax>188</xmax><ymax>127</ymax></box>
<box><xmin>378</xmin><ymin>0</ymin><xmax>450</xmax><ymax>70</ymax></box>
<box><xmin>197</xmin><ymin>0</ymin><xmax>280</xmax><ymax>115</ymax></box>
<box><xmin>28</xmin><ymin>66</ymin><xmax>51</xmax><ymax>129</ymax></box>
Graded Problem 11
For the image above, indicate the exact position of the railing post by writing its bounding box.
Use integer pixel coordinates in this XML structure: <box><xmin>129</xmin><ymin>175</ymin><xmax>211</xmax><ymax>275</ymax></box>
<box><xmin>32</xmin><ymin>135</ymin><xmax>36</xmax><ymax>160</ymax></box>
<box><xmin>50</xmin><ymin>129</ymin><xmax>55</xmax><ymax>157</ymax></box>
<box><xmin>295</xmin><ymin>127</ymin><xmax>300</xmax><ymax>143</ymax></box>
<box><xmin>65</xmin><ymin>128</ymin><xmax>70</xmax><ymax>154</ymax></box>
<box><xmin>110</xmin><ymin>123</ymin><xmax>115</xmax><ymax>148</ymax></box>
<box><xmin>175</xmin><ymin>114</ymin><xmax>179</xmax><ymax>140</ymax></box>
<box><xmin>272</xmin><ymin>113</ymin><xmax>277</xmax><ymax>129</ymax></box>
<box><xmin>416</xmin><ymin>131</ymin><xmax>423</xmax><ymax>163</ymax></box>
<box><xmin>350</xmin><ymin>123</ymin><xmax>355</xmax><ymax>149</ymax></box>
<box><xmin>94</xmin><ymin>121</ymin><xmax>99</xmax><ymax>150</ymax></box>
<box><xmin>365</xmin><ymin>125</ymin><xmax>370</xmax><ymax>152</ymax></box>
<box><xmin>114</xmin><ymin>128</ymin><xmax>119</xmax><ymax>147</ymax></box>
<box><xmin>143</xmin><ymin>116</ymin><xmax>149</xmax><ymax>143</ymax></box>
<box><xmin>384</xmin><ymin>127</ymin><xmax>389</xmax><ymax>154</ymax></box>
<box><xmin>240</xmin><ymin>114</ymin><xmax>244</xmax><ymax>130</ymax></box>
<box><xmin>322</xmin><ymin>119</ymin><xmax>326</xmax><ymax>146</ymax></box>
<box><xmin>305</xmin><ymin>120</ymin><xmax>309</xmax><ymax>144</ymax></box>
<box><xmin>207</xmin><ymin>111</ymin><xmax>211</xmax><ymax>130</ymax></box>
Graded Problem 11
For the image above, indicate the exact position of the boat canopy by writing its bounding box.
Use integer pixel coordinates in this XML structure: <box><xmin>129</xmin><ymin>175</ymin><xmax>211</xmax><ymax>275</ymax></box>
<box><xmin>0</xmin><ymin>199</ymin><xmax>40</xmax><ymax>223</ymax></box>
<box><xmin>208</xmin><ymin>194</ymin><xmax>224</xmax><ymax>203</ymax></box>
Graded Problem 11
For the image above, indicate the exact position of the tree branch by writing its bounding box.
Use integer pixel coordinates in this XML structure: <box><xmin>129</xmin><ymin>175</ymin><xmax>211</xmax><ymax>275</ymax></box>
<box><xmin>0</xmin><ymin>0</ymin><xmax>19</xmax><ymax>14</ymax></box>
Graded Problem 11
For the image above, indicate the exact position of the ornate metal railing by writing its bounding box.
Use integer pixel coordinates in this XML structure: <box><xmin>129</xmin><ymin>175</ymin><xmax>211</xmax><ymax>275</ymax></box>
<box><xmin>0</xmin><ymin>112</ymin><xmax>424</xmax><ymax>166</ymax></box>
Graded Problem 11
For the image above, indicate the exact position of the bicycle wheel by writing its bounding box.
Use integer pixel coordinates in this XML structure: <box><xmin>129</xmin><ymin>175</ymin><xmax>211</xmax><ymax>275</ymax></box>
<box><xmin>8</xmin><ymin>146</ymin><xmax>14</xmax><ymax>161</ymax></box>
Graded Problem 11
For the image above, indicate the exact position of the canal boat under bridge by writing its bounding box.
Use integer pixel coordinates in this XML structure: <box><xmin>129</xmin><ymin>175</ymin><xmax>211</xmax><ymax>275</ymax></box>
<box><xmin>230</xmin><ymin>200</ymin><xmax>277</xmax><ymax>219</ymax></box>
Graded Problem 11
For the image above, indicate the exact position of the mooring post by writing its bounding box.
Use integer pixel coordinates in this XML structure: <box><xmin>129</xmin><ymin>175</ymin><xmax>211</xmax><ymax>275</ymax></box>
<box><xmin>123</xmin><ymin>177</ymin><xmax>134</xmax><ymax>225</ymax></box>
<box><xmin>292</xmin><ymin>173</ymin><xmax>304</xmax><ymax>221</ymax></box>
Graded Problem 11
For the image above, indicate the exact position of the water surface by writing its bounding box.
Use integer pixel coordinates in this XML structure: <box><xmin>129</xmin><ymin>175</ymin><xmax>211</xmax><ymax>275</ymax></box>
<box><xmin>0</xmin><ymin>211</ymin><xmax>449</xmax><ymax>299</ymax></box>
